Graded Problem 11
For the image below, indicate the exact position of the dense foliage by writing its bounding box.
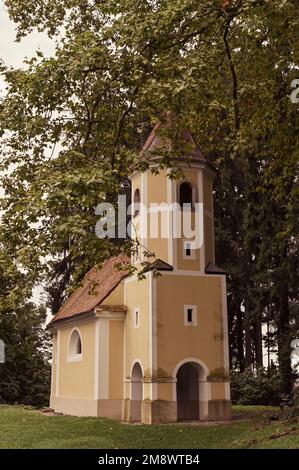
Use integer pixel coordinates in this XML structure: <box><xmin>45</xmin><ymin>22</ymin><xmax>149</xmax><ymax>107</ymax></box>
<box><xmin>0</xmin><ymin>247</ymin><xmax>50</xmax><ymax>406</ymax></box>
<box><xmin>0</xmin><ymin>303</ymin><xmax>50</xmax><ymax>407</ymax></box>
<box><xmin>230</xmin><ymin>367</ymin><xmax>281</xmax><ymax>406</ymax></box>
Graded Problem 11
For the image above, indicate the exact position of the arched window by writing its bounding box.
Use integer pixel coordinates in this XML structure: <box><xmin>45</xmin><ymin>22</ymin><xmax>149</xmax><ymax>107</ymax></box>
<box><xmin>134</xmin><ymin>188</ymin><xmax>141</xmax><ymax>217</ymax></box>
<box><xmin>76</xmin><ymin>336</ymin><xmax>82</xmax><ymax>354</ymax></box>
<box><xmin>130</xmin><ymin>361</ymin><xmax>143</xmax><ymax>421</ymax></box>
<box><xmin>179</xmin><ymin>182</ymin><xmax>193</xmax><ymax>207</ymax></box>
<box><xmin>68</xmin><ymin>329</ymin><xmax>83</xmax><ymax>361</ymax></box>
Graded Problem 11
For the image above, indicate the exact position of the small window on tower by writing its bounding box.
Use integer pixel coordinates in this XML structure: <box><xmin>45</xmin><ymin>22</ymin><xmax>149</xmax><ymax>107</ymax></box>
<box><xmin>185</xmin><ymin>242</ymin><xmax>192</xmax><ymax>257</ymax></box>
<box><xmin>134</xmin><ymin>308</ymin><xmax>140</xmax><ymax>328</ymax></box>
<box><xmin>184</xmin><ymin>305</ymin><xmax>197</xmax><ymax>326</ymax></box>
<box><xmin>134</xmin><ymin>188</ymin><xmax>141</xmax><ymax>217</ymax></box>
<box><xmin>183</xmin><ymin>241</ymin><xmax>195</xmax><ymax>259</ymax></box>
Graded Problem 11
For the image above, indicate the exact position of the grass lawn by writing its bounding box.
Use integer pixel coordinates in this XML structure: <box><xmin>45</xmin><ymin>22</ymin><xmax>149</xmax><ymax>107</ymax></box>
<box><xmin>0</xmin><ymin>405</ymin><xmax>298</xmax><ymax>449</ymax></box>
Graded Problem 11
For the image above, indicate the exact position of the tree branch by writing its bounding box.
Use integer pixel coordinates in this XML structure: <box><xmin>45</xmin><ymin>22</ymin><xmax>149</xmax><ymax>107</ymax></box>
<box><xmin>223</xmin><ymin>17</ymin><xmax>240</xmax><ymax>131</ymax></box>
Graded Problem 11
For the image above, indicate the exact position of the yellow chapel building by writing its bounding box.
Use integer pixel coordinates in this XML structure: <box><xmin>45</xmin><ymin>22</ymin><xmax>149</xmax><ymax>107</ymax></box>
<box><xmin>48</xmin><ymin>120</ymin><xmax>232</xmax><ymax>423</ymax></box>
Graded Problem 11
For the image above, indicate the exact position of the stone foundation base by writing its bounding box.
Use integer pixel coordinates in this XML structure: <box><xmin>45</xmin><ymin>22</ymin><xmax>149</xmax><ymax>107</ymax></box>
<box><xmin>142</xmin><ymin>400</ymin><xmax>177</xmax><ymax>424</ymax></box>
<box><xmin>50</xmin><ymin>395</ymin><xmax>123</xmax><ymax>419</ymax></box>
<box><xmin>123</xmin><ymin>398</ymin><xmax>131</xmax><ymax>422</ymax></box>
<box><xmin>97</xmin><ymin>399</ymin><xmax>123</xmax><ymax>420</ymax></box>
<box><xmin>208</xmin><ymin>399</ymin><xmax>232</xmax><ymax>420</ymax></box>
<box><xmin>123</xmin><ymin>399</ymin><xmax>177</xmax><ymax>424</ymax></box>
<box><xmin>50</xmin><ymin>395</ymin><xmax>232</xmax><ymax>422</ymax></box>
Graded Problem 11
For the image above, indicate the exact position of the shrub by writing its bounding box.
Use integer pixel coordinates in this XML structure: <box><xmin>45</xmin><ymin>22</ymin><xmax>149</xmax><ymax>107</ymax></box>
<box><xmin>230</xmin><ymin>367</ymin><xmax>281</xmax><ymax>406</ymax></box>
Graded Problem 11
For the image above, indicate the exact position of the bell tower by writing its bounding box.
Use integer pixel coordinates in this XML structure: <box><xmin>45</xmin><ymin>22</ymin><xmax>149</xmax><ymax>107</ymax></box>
<box><xmin>125</xmin><ymin>116</ymin><xmax>231</xmax><ymax>424</ymax></box>
<box><xmin>130</xmin><ymin>118</ymin><xmax>216</xmax><ymax>274</ymax></box>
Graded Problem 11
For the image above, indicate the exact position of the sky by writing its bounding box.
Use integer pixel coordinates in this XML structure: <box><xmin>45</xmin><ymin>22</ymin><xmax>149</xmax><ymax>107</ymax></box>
<box><xmin>0</xmin><ymin>3</ymin><xmax>55</xmax><ymax>93</ymax></box>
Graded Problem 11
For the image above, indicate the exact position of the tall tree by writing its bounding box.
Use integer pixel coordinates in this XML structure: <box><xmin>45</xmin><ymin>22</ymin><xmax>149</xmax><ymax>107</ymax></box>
<box><xmin>0</xmin><ymin>246</ymin><xmax>50</xmax><ymax>406</ymax></box>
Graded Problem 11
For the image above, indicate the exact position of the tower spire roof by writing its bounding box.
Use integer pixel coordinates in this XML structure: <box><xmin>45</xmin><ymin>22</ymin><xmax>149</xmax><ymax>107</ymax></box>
<box><xmin>141</xmin><ymin>114</ymin><xmax>208</xmax><ymax>165</ymax></box>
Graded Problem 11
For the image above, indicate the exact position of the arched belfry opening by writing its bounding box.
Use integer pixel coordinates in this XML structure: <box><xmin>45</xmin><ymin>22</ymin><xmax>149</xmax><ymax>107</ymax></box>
<box><xmin>176</xmin><ymin>362</ymin><xmax>202</xmax><ymax>421</ymax></box>
<box><xmin>133</xmin><ymin>188</ymin><xmax>141</xmax><ymax>216</ymax></box>
<box><xmin>179</xmin><ymin>182</ymin><xmax>193</xmax><ymax>207</ymax></box>
<box><xmin>130</xmin><ymin>362</ymin><xmax>143</xmax><ymax>421</ymax></box>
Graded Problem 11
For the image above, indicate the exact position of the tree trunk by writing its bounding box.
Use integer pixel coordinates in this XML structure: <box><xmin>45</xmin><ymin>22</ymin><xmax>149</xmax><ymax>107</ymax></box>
<box><xmin>236</xmin><ymin>307</ymin><xmax>245</xmax><ymax>371</ymax></box>
<box><xmin>244</xmin><ymin>319</ymin><xmax>253</xmax><ymax>368</ymax></box>
<box><xmin>277</xmin><ymin>281</ymin><xmax>292</xmax><ymax>397</ymax></box>
<box><xmin>267</xmin><ymin>320</ymin><xmax>271</xmax><ymax>372</ymax></box>
<box><xmin>254</xmin><ymin>319</ymin><xmax>263</xmax><ymax>367</ymax></box>
<box><xmin>244</xmin><ymin>292</ymin><xmax>254</xmax><ymax>368</ymax></box>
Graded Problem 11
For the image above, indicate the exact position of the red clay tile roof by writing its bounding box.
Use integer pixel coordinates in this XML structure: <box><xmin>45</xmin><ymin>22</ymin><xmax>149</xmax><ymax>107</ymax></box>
<box><xmin>48</xmin><ymin>254</ymin><xmax>129</xmax><ymax>326</ymax></box>
<box><xmin>142</xmin><ymin>118</ymin><xmax>206</xmax><ymax>163</ymax></box>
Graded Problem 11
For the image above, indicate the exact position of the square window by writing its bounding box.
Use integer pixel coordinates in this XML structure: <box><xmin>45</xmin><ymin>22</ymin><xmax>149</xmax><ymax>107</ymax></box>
<box><xmin>183</xmin><ymin>241</ymin><xmax>196</xmax><ymax>259</ymax></box>
<box><xmin>187</xmin><ymin>308</ymin><xmax>193</xmax><ymax>323</ymax></box>
<box><xmin>184</xmin><ymin>305</ymin><xmax>197</xmax><ymax>326</ymax></box>
<box><xmin>185</xmin><ymin>243</ymin><xmax>192</xmax><ymax>257</ymax></box>
<box><xmin>134</xmin><ymin>308</ymin><xmax>140</xmax><ymax>328</ymax></box>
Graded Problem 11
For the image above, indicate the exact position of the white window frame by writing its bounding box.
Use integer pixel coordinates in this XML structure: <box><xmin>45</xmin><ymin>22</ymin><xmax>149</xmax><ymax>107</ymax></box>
<box><xmin>134</xmin><ymin>308</ymin><xmax>140</xmax><ymax>328</ymax></box>
<box><xmin>184</xmin><ymin>305</ymin><xmax>198</xmax><ymax>326</ymax></box>
<box><xmin>67</xmin><ymin>328</ymin><xmax>83</xmax><ymax>362</ymax></box>
<box><xmin>183</xmin><ymin>240</ymin><xmax>196</xmax><ymax>260</ymax></box>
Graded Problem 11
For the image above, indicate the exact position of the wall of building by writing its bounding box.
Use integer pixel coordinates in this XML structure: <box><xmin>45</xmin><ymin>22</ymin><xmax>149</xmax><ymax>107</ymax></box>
<box><xmin>109</xmin><ymin>319</ymin><xmax>124</xmax><ymax>399</ymax></box>
<box><xmin>155</xmin><ymin>273</ymin><xmax>226</xmax><ymax>380</ymax></box>
<box><xmin>57</xmin><ymin>319</ymin><xmax>96</xmax><ymax>399</ymax></box>
<box><xmin>102</xmin><ymin>282</ymin><xmax>124</xmax><ymax>307</ymax></box>
<box><xmin>146</xmin><ymin>171</ymin><xmax>169</xmax><ymax>263</ymax></box>
<box><xmin>50</xmin><ymin>333</ymin><xmax>57</xmax><ymax>396</ymax></box>
<box><xmin>124</xmin><ymin>275</ymin><xmax>151</xmax><ymax>400</ymax></box>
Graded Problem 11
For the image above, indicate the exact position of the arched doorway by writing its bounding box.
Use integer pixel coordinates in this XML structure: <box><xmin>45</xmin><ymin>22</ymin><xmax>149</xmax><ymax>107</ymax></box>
<box><xmin>130</xmin><ymin>362</ymin><xmax>143</xmax><ymax>422</ymax></box>
<box><xmin>176</xmin><ymin>362</ymin><xmax>200</xmax><ymax>421</ymax></box>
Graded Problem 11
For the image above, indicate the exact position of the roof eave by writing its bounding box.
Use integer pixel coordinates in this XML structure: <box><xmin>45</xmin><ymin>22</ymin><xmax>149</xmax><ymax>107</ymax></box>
<box><xmin>47</xmin><ymin>310</ymin><xmax>96</xmax><ymax>331</ymax></box>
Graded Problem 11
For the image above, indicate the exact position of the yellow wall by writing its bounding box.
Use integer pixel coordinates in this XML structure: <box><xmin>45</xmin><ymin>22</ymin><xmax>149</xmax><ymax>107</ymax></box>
<box><xmin>157</xmin><ymin>381</ymin><xmax>173</xmax><ymax>401</ymax></box>
<box><xmin>147</xmin><ymin>170</ymin><xmax>168</xmax><ymax>204</ymax></box>
<box><xmin>109</xmin><ymin>320</ymin><xmax>124</xmax><ymax>399</ymax></box>
<box><xmin>176</xmin><ymin>211</ymin><xmax>201</xmax><ymax>271</ymax></box>
<box><xmin>102</xmin><ymin>282</ymin><xmax>124</xmax><ymax>306</ymax></box>
<box><xmin>58</xmin><ymin>320</ymin><xmax>95</xmax><ymax>399</ymax></box>
<box><xmin>211</xmin><ymin>381</ymin><xmax>226</xmax><ymax>400</ymax></box>
<box><xmin>51</xmin><ymin>333</ymin><xmax>57</xmax><ymax>395</ymax></box>
<box><xmin>146</xmin><ymin>171</ymin><xmax>169</xmax><ymax>262</ymax></box>
<box><xmin>156</xmin><ymin>274</ymin><xmax>225</xmax><ymax>378</ymax></box>
<box><xmin>124</xmin><ymin>276</ymin><xmax>151</xmax><ymax>381</ymax></box>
